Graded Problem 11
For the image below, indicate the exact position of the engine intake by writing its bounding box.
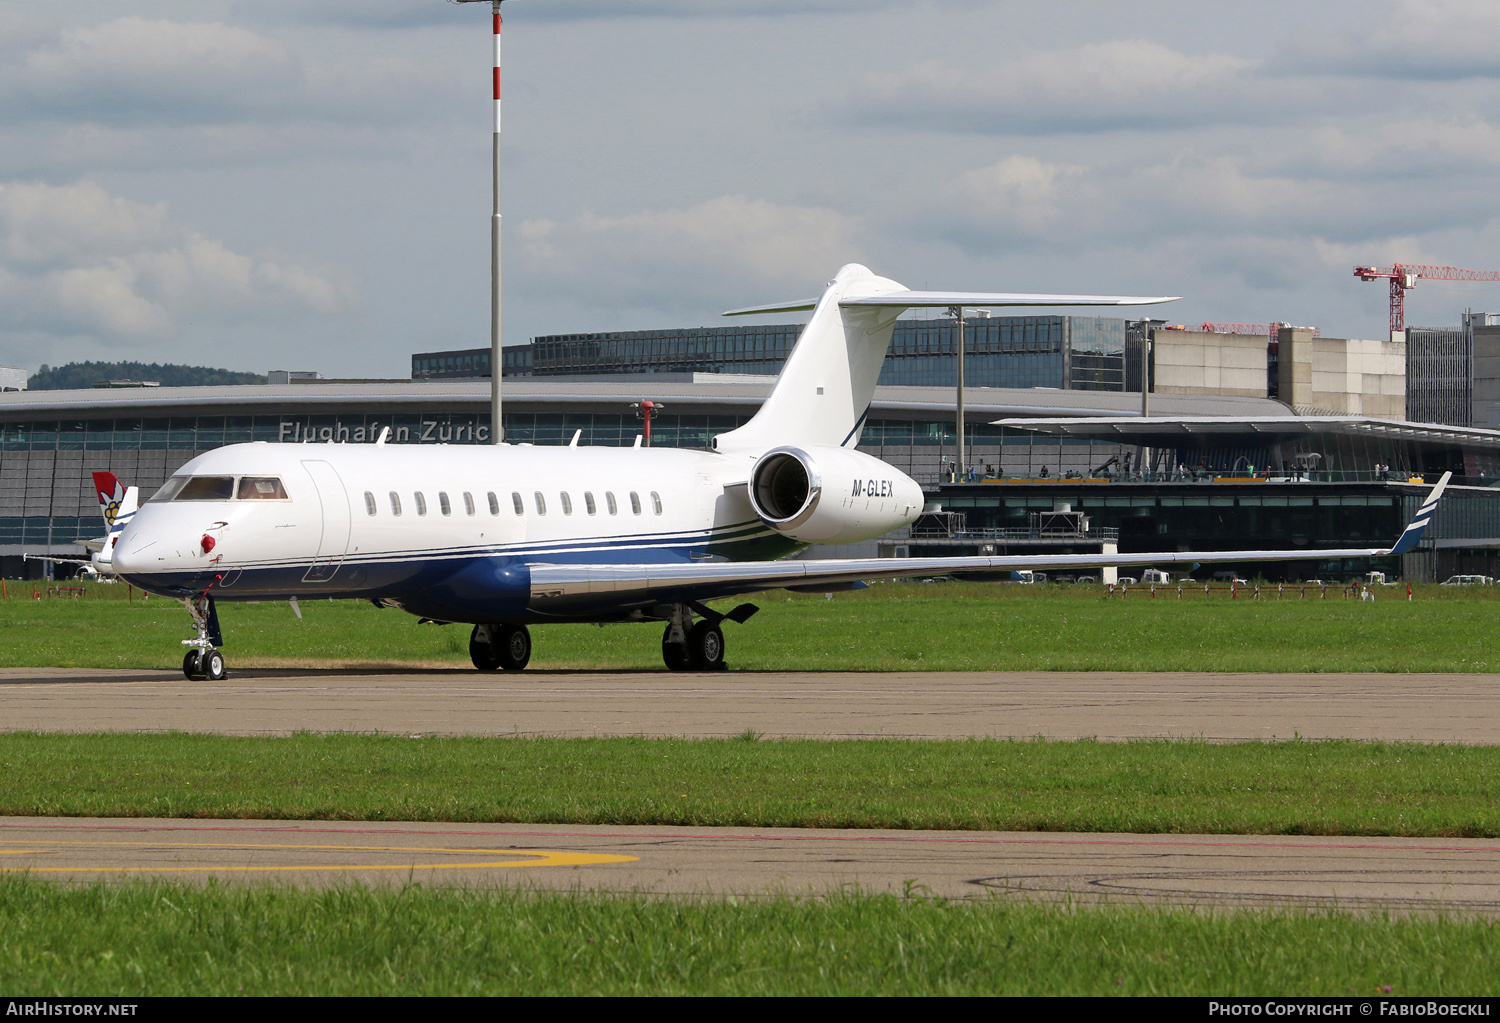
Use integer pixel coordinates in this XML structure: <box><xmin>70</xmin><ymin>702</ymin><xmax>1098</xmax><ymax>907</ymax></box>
<box><xmin>748</xmin><ymin>445</ymin><xmax>922</xmax><ymax>545</ymax></box>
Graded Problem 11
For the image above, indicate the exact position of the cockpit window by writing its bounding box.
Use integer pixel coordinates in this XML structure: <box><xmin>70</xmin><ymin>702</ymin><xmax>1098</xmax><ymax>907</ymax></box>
<box><xmin>148</xmin><ymin>477</ymin><xmax>189</xmax><ymax>503</ymax></box>
<box><xmin>174</xmin><ymin>476</ymin><xmax>235</xmax><ymax>501</ymax></box>
<box><xmin>237</xmin><ymin>477</ymin><xmax>288</xmax><ymax>500</ymax></box>
<box><xmin>150</xmin><ymin>475</ymin><xmax>289</xmax><ymax>503</ymax></box>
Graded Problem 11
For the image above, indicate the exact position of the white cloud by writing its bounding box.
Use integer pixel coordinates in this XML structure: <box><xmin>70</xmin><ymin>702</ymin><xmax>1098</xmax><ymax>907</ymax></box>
<box><xmin>14</xmin><ymin>18</ymin><xmax>300</xmax><ymax>126</ymax></box>
<box><xmin>1277</xmin><ymin>0</ymin><xmax>1500</xmax><ymax>79</ymax></box>
<box><xmin>850</xmin><ymin>40</ymin><xmax>1264</xmax><ymax>134</ymax></box>
<box><xmin>517</xmin><ymin>195</ymin><xmax>864</xmax><ymax>309</ymax></box>
<box><xmin>238</xmin><ymin>0</ymin><xmax>928</xmax><ymax>29</ymax></box>
<box><xmin>0</xmin><ymin>181</ymin><xmax>352</xmax><ymax>351</ymax></box>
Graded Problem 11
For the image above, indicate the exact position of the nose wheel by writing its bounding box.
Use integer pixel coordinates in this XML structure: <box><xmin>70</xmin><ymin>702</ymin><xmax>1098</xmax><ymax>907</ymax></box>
<box><xmin>183</xmin><ymin>647</ymin><xmax>227</xmax><ymax>681</ymax></box>
<box><xmin>179</xmin><ymin>592</ymin><xmax>227</xmax><ymax>680</ymax></box>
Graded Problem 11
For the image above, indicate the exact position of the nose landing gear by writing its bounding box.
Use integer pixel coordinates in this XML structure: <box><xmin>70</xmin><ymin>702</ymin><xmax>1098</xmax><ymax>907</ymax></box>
<box><xmin>180</xmin><ymin>593</ymin><xmax>227</xmax><ymax>681</ymax></box>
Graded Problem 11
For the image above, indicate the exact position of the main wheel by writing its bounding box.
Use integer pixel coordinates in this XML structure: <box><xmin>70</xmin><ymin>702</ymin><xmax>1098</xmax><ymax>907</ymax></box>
<box><xmin>203</xmin><ymin>648</ymin><xmax>227</xmax><ymax>681</ymax></box>
<box><xmin>688</xmin><ymin>620</ymin><xmax>725</xmax><ymax>671</ymax></box>
<box><xmin>470</xmin><ymin>625</ymin><xmax>501</xmax><ymax>671</ymax></box>
<box><xmin>182</xmin><ymin>649</ymin><xmax>203</xmax><ymax>680</ymax></box>
<box><xmin>662</xmin><ymin>626</ymin><xmax>692</xmax><ymax>671</ymax></box>
<box><xmin>496</xmin><ymin>624</ymin><xmax>531</xmax><ymax>671</ymax></box>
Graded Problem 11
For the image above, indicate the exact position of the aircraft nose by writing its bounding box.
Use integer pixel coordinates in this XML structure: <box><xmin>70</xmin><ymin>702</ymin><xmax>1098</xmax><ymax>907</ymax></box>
<box><xmin>110</xmin><ymin>527</ymin><xmax>158</xmax><ymax>575</ymax></box>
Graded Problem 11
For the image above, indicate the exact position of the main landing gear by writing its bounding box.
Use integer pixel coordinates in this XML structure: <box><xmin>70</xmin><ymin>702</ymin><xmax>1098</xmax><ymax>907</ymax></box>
<box><xmin>660</xmin><ymin>601</ymin><xmax>759</xmax><ymax>672</ymax></box>
<box><xmin>180</xmin><ymin>593</ymin><xmax>227</xmax><ymax>681</ymax></box>
<box><xmin>470</xmin><ymin>623</ymin><xmax>532</xmax><ymax>671</ymax></box>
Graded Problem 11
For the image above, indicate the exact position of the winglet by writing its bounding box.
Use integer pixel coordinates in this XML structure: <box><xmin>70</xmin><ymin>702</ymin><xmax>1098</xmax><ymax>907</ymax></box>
<box><xmin>1389</xmin><ymin>471</ymin><xmax>1452</xmax><ymax>555</ymax></box>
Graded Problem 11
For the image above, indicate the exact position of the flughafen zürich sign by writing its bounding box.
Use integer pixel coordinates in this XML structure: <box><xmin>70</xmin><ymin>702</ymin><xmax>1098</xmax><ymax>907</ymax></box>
<box><xmin>278</xmin><ymin>420</ymin><xmax>491</xmax><ymax>444</ymax></box>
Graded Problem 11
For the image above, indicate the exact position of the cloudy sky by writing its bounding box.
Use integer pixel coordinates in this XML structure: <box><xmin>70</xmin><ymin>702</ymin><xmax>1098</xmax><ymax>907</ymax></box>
<box><xmin>4</xmin><ymin>0</ymin><xmax>1500</xmax><ymax>377</ymax></box>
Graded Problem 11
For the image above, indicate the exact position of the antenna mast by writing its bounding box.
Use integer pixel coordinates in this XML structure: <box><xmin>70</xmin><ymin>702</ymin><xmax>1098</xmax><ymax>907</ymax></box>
<box><xmin>454</xmin><ymin>0</ymin><xmax>508</xmax><ymax>442</ymax></box>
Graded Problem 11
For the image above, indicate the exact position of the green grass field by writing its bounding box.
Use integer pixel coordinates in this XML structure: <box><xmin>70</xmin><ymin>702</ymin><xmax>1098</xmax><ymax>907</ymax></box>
<box><xmin>2</xmin><ymin>580</ymin><xmax>1498</xmax><ymax>672</ymax></box>
<box><xmin>0</xmin><ymin>878</ymin><xmax>1495</xmax><ymax>996</ymax></box>
<box><xmin>2</xmin><ymin>732</ymin><xmax>1497</xmax><ymax>837</ymax></box>
<box><xmin>6</xmin><ymin>583</ymin><xmax>1498</xmax><ymax>995</ymax></box>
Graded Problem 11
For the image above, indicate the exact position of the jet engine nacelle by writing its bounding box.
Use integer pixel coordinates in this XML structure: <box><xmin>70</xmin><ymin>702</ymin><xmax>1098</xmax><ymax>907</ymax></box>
<box><xmin>748</xmin><ymin>445</ymin><xmax>923</xmax><ymax>545</ymax></box>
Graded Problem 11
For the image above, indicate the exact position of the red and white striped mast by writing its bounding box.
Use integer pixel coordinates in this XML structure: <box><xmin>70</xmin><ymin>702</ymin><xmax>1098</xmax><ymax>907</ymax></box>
<box><xmin>454</xmin><ymin>0</ymin><xmax>509</xmax><ymax>442</ymax></box>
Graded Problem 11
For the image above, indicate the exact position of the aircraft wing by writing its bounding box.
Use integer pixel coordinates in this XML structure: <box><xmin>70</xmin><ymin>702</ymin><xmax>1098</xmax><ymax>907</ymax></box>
<box><xmin>528</xmin><ymin>472</ymin><xmax>1449</xmax><ymax>611</ymax></box>
<box><xmin>528</xmin><ymin>545</ymin><xmax>1385</xmax><ymax>609</ymax></box>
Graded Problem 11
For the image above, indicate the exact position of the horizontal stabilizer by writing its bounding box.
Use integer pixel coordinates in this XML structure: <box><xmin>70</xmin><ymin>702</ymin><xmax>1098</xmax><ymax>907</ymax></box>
<box><xmin>841</xmin><ymin>290</ymin><xmax>1179</xmax><ymax>309</ymax></box>
<box><xmin>722</xmin><ymin>291</ymin><xmax>1178</xmax><ymax>316</ymax></box>
<box><xmin>722</xmin><ymin>298</ymin><xmax>820</xmax><ymax>316</ymax></box>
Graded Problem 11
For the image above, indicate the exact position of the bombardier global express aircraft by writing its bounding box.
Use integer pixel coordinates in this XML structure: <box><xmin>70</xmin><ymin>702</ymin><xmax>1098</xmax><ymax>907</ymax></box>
<box><xmin>97</xmin><ymin>265</ymin><xmax>1446</xmax><ymax>680</ymax></box>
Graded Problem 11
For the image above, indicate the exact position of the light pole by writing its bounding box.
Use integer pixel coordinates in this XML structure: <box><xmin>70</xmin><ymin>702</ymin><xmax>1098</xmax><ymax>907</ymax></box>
<box><xmin>453</xmin><ymin>0</ymin><xmax>509</xmax><ymax>443</ymax></box>
<box><xmin>947</xmin><ymin>305</ymin><xmax>964</xmax><ymax>481</ymax></box>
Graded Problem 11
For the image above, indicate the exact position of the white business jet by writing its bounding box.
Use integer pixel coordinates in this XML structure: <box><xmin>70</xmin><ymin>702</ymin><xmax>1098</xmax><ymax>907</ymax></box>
<box><xmin>109</xmin><ymin>264</ymin><xmax>1446</xmax><ymax>680</ymax></box>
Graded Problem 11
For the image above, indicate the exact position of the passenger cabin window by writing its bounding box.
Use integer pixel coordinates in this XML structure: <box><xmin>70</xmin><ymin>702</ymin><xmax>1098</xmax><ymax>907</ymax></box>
<box><xmin>560</xmin><ymin>492</ymin><xmax>573</xmax><ymax>516</ymax></box>
<box><xmin>175</xmin><ymin>476</ymin><xmax>235</xmax><ymax>501</ymax></box>
<box><xmin>237</xmin><ymin>477</ymin><xmax>288</xmax><ymax>501</ymax></box>
<box><xmin>463</xmin><ymin>492</ymin><xmax>475</xmax><ymax>516</ymax></box>
<box><xmin>488</xmin><ymin>492</ymin><xmax>500</xmax><ymax>516</ymax></box>
<box><xmin>364</xmin><ymin>491</ymin><xmax>377</xmax><ymax>516</ymax></box>
<box><xmin>439</xmin><ymin>492</ymin><xmax>452</xmax><ymax>516</ymax></box>
<box><xmin>629</xmin><ymin>491</ymin><xmax>641</xmax><ymax>515</ymax></box>
<box><xmin>606</xmin><ymin>492</ymin><xmax>618</xmax><ymax>515</ymax></box>
<box><xmin>511</xmin><ymin>492</ymin><xmax>523</xmax><ymax>515</ymax></box>
<box><xmin>651</xmin><ymin>491</ymin><xmax>663</xmax><ymax>515</ymax></box>
<box><xmin>389</xmin><ymin>492</ymin><xmax>402</xmax><ymax>516</ymax></box>
<box><xmin>584</xmin><ymin>492</ymin><xmax>596</xmax><ymax>515</ymax></box>
<box><xmin>534</xmin><ymin>492</ymin><xmax>546</xmax><ymax>515</ymax></box>
<box><xmin>415</xmin><ymin>492</ymin><xmax>427</xmax><ymax>516</ymax></box>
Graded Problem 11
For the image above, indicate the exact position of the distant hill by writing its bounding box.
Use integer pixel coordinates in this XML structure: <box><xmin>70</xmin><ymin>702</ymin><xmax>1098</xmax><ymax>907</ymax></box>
<box><xmin>27</xmin><ymin>362</ymin><xmax>266</xmax><ymax>390</ymax></box>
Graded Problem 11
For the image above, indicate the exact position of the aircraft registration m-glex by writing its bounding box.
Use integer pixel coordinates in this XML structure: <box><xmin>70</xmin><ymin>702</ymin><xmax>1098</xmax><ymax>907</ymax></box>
<box><xmin>106</xmin><ymin>265</ymin><xmax>1448</xmax><ymax>681</ymax></box>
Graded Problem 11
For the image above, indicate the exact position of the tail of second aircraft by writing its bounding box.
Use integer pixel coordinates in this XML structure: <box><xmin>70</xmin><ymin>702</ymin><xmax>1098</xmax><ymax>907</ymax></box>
<box><xmin>710</xmin><ymin>264</ymin><xmax>1179</xmax><ymax>456</ymax></box>
<box><xmin>92</xmin><ymin>471</ymin><xmax>138</xmax><ymax>565</ymax></box>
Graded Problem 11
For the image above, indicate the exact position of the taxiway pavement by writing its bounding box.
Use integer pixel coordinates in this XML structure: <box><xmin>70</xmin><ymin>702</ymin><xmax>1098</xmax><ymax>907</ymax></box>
<box><xmin>1</xmin><ymin>667</ymin><xmax>1498</xmax><ymax>742</ymax></box>
<box><xmin>3</xmin><ymin>816</ymin><xmax>1499</xmax><ymax>912</ymax></box>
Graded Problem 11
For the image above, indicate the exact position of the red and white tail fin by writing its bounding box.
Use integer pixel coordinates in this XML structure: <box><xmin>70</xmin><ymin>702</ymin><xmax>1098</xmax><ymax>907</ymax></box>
<box><xmin>92</xmin><ymin>471</ymin><xmax>138</xmax><ymax>565</ymax></box>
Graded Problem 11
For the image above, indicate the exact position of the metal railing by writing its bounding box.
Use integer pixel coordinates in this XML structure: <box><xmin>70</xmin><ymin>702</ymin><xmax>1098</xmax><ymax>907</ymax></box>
<box><xmin>908</xmin><ymin>526</ymin><xmax>1120</xmax><ymax>541</ymax></box>
<box><xmin>942</xmin><ymin>470</ymin><xmax>1490</xmax><ymax>486</ymax></box>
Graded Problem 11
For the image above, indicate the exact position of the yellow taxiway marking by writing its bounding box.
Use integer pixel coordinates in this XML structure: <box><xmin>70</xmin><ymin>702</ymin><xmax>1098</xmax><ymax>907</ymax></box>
<box><xmin>0</xmin><ymin>839</ymin><xmax>636</xmax><ymax>873</ymax></box>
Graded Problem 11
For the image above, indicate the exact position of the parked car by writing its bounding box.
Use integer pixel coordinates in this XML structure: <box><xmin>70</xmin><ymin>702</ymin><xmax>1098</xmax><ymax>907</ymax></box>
<box><xmin>1116</xmin><ymin>576</ymin><xmax>1139</xmax><ymax>586</ymax></box>
<box><xmin>1441</xmin><ymin>574</ymin><xmax>1492</xmax><ymax>586</ymax></box>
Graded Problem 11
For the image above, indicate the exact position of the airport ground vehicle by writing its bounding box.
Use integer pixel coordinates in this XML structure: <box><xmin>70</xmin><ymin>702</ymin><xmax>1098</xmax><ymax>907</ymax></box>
<box><xmin>1441</xmin><ymin>575</ymin><xmax>1492</xmax><ymax>586</ymax></box>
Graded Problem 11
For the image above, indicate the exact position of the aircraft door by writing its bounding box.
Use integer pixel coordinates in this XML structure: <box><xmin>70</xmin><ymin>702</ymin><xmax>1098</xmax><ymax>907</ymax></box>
<box><xmin>301</xmin><ymin>459</ymin><xmax>351</xmax><ymax>583</ymax></box>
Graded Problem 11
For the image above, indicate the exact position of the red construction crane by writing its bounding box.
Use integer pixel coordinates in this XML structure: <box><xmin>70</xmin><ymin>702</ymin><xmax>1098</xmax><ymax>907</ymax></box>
<box><xmin>1354</xmin><ymin>264</ymin><xmax>1500</xmax><ymax>333</ymax></box>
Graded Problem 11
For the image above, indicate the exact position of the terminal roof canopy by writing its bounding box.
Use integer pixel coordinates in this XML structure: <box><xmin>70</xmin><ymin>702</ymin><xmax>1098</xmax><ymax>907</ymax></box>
<box><xmin>992</xmin><ymin>416</ymin><xmax>1500</xmax><ymax>452</ymax></box>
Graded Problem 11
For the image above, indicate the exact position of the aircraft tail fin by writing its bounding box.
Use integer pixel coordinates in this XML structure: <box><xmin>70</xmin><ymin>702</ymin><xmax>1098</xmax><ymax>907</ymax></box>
<box><xmin>92</xmin><ymin>471</ymin><xmax>139</xmax><ymax>565</ymax></box>
<box><xmin>1388</xmin><ymin>471</ymin><xmax>1451</xmax><ymax>555</ymax></box>
<box><xmin>711</xmin><ymin>264</ymin><xmax>1178</xmax><ymax>454</ymax></box>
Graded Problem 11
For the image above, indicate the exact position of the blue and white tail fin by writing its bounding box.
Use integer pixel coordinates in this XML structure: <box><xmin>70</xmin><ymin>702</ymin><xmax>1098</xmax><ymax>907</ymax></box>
<box><xmin>1388</xmin><ymin>471</ymin><xmax>1451</xmax><ymax>555</ymax></box>
<box><xmin>710</xmin><ymin>263</ymin><xmax>1178</xmax><ymax>455</ymax></box>
<box><xmin>92</xmin><ymin>471</ymin><xmax>139</xmax><ymax>566</ymax></box>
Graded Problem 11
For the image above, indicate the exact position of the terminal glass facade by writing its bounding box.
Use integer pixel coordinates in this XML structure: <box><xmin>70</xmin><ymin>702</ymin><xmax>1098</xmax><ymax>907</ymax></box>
<box><xmin>415</xmin><ymin>317</ymin><xmax>1131</xmax><ymax>391</ymax></box>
